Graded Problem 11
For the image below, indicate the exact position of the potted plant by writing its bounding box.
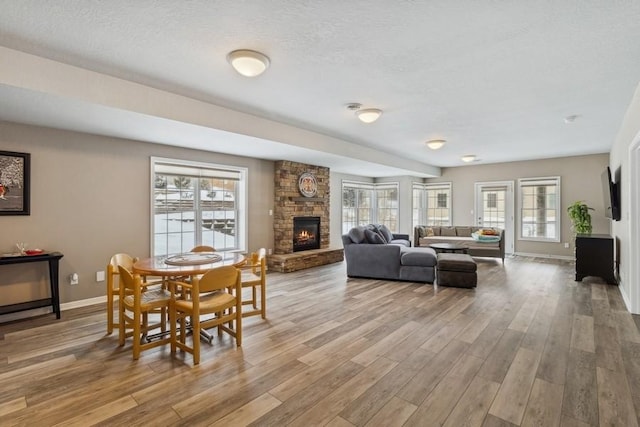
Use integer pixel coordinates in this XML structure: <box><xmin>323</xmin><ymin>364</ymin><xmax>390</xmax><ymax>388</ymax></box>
<box><xmin>567</xmin><ymin>201</ymin><xmax>593</xmax><ymax>235</ymax></box>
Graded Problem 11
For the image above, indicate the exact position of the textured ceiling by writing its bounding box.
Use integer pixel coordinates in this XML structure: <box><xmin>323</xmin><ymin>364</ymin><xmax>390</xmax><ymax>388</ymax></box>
<box><xmin>1</xmin><ymin>1</ymin><xmax>640</xmax><ymax>173</ymax></box>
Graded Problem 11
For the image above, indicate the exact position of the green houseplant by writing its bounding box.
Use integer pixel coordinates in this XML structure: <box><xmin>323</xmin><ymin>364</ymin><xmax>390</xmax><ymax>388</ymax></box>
<box><xmin>567</xmin><ymin>201</ymin><xmax>594</xmax><ymax>234</ymax></box>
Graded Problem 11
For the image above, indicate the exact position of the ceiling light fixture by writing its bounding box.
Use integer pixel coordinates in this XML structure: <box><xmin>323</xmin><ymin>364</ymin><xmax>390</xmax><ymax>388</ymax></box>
<box><xmin>564</xmin><ymin>114</ymin><xmax>580</xmax><ymax>124</ymax></box>
<box><xmin>426</xmin><ymin>139</ymin><xmax>446</xmax><ymax>150</ymax></box>
<box><xmin>355</xmin><ymin>108</ymin><xmax>383</xmax><ymax>124</ymax></box>
<box><xmin>461</xmin><ymin>154</ymin><xmax>476</xmax><ymax>163</ymax></box>
<box><xmin>227</xmin><ymin>49</ymin><xmax>270</xmax><ymax>77</ymax></box>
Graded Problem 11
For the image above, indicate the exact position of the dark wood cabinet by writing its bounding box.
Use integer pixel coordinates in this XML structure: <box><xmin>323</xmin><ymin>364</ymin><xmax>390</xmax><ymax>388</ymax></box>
<box><xmin>575</xmin><ymin>234</ymin><xmax>616</xmax><ymax>285</ymax></box>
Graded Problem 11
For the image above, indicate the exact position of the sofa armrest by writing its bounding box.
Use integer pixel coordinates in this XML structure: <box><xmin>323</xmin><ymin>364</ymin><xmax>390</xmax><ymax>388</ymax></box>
<box><xmin>392</xmin><ymin>233</ymin><xmax>410</xmax><ymax>241</ymax></box>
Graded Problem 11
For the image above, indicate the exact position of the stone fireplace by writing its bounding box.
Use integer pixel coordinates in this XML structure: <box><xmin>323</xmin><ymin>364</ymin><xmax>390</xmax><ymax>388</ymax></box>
<box><xmin>293</xmin><ymin>216</ymin><xmax>320</xmax><ymax>252</ymax></box>
<box><xmin>269</xmin><ymin>160</ymin><xmax>343</xmax><ymax>272</ymax></box>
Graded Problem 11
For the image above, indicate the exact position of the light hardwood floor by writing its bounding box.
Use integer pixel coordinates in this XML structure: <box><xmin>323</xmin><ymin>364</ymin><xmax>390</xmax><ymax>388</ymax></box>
<box><xmin>1</xmin><ymin>256</ymin><xmax>639</xmax><ymax>426</ymax></box>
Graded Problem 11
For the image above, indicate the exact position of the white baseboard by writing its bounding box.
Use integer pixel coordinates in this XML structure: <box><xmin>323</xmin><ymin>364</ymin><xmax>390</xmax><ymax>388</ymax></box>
<box><xmin>616</xmin><ymin>277</ymin><xmax>638</xmax><ymax>314</ymax></box>
<box><xmin>0</xmin><ymin>296</ymin><xmax>107</xmax><ymax>324</ymax></box>
<box><xmin>513</xmin><ymin>252</ymin><xmax>574</xmax><ymax>261</ymax></box>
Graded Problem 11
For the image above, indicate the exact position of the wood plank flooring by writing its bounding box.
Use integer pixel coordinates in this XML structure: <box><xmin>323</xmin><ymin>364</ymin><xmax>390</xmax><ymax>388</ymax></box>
<box><xmin>1</xmin><ymin>256</ymin><xmax>639</xmax><ymax>426</ymax></box>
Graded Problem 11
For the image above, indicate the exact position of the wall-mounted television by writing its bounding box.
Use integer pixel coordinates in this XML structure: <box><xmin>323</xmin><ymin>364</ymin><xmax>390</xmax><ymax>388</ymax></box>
<box><xmin>601</xmin><ymin>166</ymin><xmax>621</xmax><ymax>221</ymax></box>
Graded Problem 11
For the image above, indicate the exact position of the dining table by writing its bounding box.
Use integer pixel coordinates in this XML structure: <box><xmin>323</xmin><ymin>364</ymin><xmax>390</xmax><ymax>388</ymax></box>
<box><xmin>132</xmin><ymin>251</ymin><xmax>246</xmax><ymax>343</ymax></box>
<box><xmin>132</xmin><ymin>251</ymin><xmax>246</xmax><ymax>279</ymax></box>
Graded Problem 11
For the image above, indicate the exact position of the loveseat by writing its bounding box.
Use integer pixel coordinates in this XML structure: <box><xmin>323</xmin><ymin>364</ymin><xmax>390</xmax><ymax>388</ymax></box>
<box><xmin>414</xmin><ymin>225</ymin><xmax>505</xmax><ymax>262</ymax></box>
<box><xmin>342</xmin><ymin>224</ymin><xmax>437</xmax><ymax>283</ymax></box>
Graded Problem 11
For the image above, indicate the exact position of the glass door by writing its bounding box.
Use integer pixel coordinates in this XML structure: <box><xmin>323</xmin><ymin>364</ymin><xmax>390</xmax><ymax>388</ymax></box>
<box><xmin>474</xmin><ymin>181</ymin><xmax>514</xmax><ymax>255</ymax></box>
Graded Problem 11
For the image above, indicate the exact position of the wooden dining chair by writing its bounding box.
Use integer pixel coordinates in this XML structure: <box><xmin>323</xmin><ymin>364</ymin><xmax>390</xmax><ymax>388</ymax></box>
<box><xmin>106</xmin><ymin>253</ymin><xmax>138</xmax><ymax>335</ymax></box>
<box><xmin>190</xmin><ymin>245</ymin><xmax>216</xmax><ymax>252</ymax></box>
<box><xmin>239</xmin><ymin>248</ymin><xmax>267</xmax><ymax>319</ymax></box>
<box><xmin>169</xmin><ymin>265</ymin><xmax>242</xmax><ymax>365</ymax></box>
<box><xmin>118</xmin><ymin>266</ymin><xmax>171</xmax><ymax>360</ymax></box>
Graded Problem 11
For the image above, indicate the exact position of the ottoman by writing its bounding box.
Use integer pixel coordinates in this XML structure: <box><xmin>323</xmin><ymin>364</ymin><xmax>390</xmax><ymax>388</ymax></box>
<box><xmin>437</xmin><ymin>253</ymin><xmax>477</xmax><ymax>288</ymax></box>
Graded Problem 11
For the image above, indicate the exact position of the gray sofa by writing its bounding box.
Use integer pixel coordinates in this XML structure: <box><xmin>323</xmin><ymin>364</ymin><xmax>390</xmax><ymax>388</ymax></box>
<box><xmin>342</xmin><ymin>224</ymin><xmax>437</xmax><ymax>283</ymax></box>
<box><xmin>414</xmin><ymin>225</ymin><xmax>505</xmax><ymax>262</ymax></box>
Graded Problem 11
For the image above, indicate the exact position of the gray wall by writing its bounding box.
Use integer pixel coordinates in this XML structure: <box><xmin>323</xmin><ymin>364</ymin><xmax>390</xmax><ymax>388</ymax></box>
<box><xmin>610</xmin><ymin>82</ymin><xmax>640</xmax><ymax>313</ymax></box>
<box><xmin>0</xmin><ymin>121</ymin><xmax>274</xmax><ymax>306</ymax></box>
<box><xmin>332</xmin><ymin>154</ymin><xmax>610</xmax><ymax>259</ymax></box>
<box><xmin>428</xmin><ymin>154</ymin><xmax>610</xmax><ymax>257</ymax></box>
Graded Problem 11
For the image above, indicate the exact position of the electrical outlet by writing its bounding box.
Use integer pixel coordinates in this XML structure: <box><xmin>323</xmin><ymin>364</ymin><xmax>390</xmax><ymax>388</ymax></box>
<box><xmin>268</xmin><ymin>248</ymin><xmax>273</xmax><ymax>255</ymax></box>
<box><xmin>564</xmin><ymin>242</ymin><xmax>570</xmax><ymax>249</ymax></box>
<box><xmin>96</xmin><ymin>271</ymin><xmax>105</xmax><ymax>282</ymax></box>
<box><xmin>70</xmin><ymin>273</ymin><xmax>79</xmax><ymax>285</ymax></box>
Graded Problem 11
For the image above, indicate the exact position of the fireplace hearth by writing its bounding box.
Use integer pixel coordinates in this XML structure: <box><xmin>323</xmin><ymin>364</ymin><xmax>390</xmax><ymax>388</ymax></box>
<box><xmin>293</xmin><ymin>216</ymin><xmax>320</xmax><ymax>252</ymax></box>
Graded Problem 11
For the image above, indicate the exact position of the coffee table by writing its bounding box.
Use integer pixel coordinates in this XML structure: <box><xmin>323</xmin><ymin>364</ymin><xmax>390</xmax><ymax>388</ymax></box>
<box><xmin>428</xmin><ymin>243</ymin><xmax>468</xmax><ymax>254</ymax></box>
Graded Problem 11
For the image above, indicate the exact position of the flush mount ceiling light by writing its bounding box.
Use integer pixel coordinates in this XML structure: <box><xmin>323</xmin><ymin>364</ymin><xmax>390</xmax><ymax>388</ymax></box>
<box><xmin>355</xmin><ymin>108</ymin><xmax>383</xmax><ymax>124</ymax></box>
<box><xmin>461</xmin><ymin>154</ymin><xmax>476</xmax><ymax>163</ymax></box>
<box><xmin>426</xmin><ymin>139</ymin><xmax>446</xmax><ymax>150</ymax></box>
<box><xmin>227</xmin><ymin>49</ymin><xmax>270</xmax><ymax>77</ymax></box>
<box><xmin>564</xmin><ymin>114</ymin><xmax>581</xmax><ymax>124</ymax></box>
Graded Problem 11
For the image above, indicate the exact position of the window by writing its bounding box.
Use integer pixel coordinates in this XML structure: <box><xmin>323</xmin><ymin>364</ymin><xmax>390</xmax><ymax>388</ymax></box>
<box><xmin>486</xmin><ymin>193</ymin><xmax>497</xmax><ymax>209</ymax></box>
<box><xmin>412</xmin><ymin>182</ymin><xmax>452</xmax><ymax>228</ymax></box>
<box><xmin>376</xmin><ymin>184</ymin><xmax>399</xmax><ymax>231</ymax></box>
<box><xmin>342</xmin><ymin>181</ymin><xmax>398</xmax><ymax>233</ymax></box>
<box><xmin>151</xmin><ymin>157</ymin><xmax>247</xmax><ymax>256</ymax></box>
<box><xmin>519</xmin><ymin>176</ymin><xmax>560</xmax><ymax>242</ymax></box>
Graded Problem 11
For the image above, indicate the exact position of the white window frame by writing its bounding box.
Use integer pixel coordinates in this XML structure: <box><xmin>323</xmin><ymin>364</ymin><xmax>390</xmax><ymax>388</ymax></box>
<box><xmin>150</xmin><ymin>157</ymin><xmax>247</xmax><ymax>256</ymax></box>
<box><xmin>412</xmin><ymin>182</ymin><xmax>453</xmax><ymax>228</ymax></box>
<box><xmin>342</xmin><ymin>180</ymin><xmax>399</xmax><ymax>232</ymax></box>
<box><xmin>518</xmin><ymin>176</ymin><xmax>561</xmax><ymax>242</ymax></box>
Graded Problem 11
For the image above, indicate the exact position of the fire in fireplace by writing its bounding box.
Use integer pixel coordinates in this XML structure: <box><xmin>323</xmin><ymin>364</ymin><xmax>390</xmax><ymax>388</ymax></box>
<box><xmin>293</xmin><ymin>216</ymin><xmax>320</xmax><ymax>252</ymax></box>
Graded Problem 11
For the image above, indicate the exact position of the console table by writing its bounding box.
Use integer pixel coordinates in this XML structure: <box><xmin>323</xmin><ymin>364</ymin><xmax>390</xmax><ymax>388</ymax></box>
<box><xmin>575</xmin><ymin>234</ymin><xmax>616</xmax><ymax>285</ymax></box>
<box><xmin>0</xmin><ymin>252</ymin><xmax>64</xmax><ymax>319</ymax></box>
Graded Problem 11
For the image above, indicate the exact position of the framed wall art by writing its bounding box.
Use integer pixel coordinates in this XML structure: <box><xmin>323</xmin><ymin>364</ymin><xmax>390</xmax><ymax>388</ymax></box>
<box><xmin>0</xmin><ymin>150</ymin><xmax>30</xmax><ymax>215</ymax></box>
<box><xmin>298</xmin><ymin>172</ymin><xmax>318</xmax><ymax>197</ymax></box>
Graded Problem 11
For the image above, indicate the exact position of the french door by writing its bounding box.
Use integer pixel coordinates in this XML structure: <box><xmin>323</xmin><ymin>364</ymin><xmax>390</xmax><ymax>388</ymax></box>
<box><xmin>474</xmin><ymin>181</ymin><xmax>515</xmax><ymax>255</ymax></box>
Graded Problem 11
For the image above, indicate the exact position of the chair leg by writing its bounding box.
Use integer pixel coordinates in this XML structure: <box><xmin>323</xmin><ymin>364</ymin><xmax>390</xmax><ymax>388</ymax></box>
<box><xmin>179</xmin><ymin>314</ymin><xmax>186</xmax><ymax>344</ymax></box>
<box><xmin>192</xmin><ymin>316</ymin><xmax>200</xmax><ymax>365</ymax></box>
<box><xmin>133</xmin><ymin>312</ymin><xmax>142</xmax><ymax>360</ymax></box>
<box><xmin>236</xmin><ymin>303</ymin><xmax>242</xmax><ymax>347</ymax></box>
<box><xmin>107</xmin><ymin>284</ymin><xmax>114</xmax><ymax>334</ymax></box>
<box><xmin>118</xmin><ymin>304</ymin><xmax>126</xmax><ymax>346</ymax></box>
<box><xmin>252</xmin><ymin>286</ymin><xmax>257</xmax><ymax>309</ymax></box>
<box><xmin>261</xmin><ymin>283</ymin><xmax>266</xmax><ymax>319</ymax></box>
<box><xmin>160</xmin><ymin>307</ymin><xmax>167</xmax><ymax>333</ymax></box>
<box><xmin>170</xmin><ymin>306</ymin><xmax>177</xmax><ymax>354</ymax></box>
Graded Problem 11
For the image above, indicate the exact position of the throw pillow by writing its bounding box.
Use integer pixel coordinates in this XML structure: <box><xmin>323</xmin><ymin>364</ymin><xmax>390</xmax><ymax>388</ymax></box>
<box><xmin>441</xmin><ymin>227</ymin><xmax>457</xmax><ymax>236</ymax></box>
<box><xmin>456</xmin><ymin>227</ymin><xmax>472</xmax><ymax>237</ymax></box>
<box><xmin>425</xmin><ymin>227</ymin><xmax>435</xmax><ymax>237</ymax></box>
<box><xmin>348</xmin><ymin>226</ymin><xmax>366</xmax><ymax>243</ymax></box>
<box><xmin>377</xmin><ymin>224</ymin><xmax>394</xmax><ymax>242</ymax></box>
<box><xmin>417</xmin><ymin>227</ymin><xmax>425</xmax><ymax>238</ymax></box>
<box><xmin>365</xmin><ymin>229</ymin><xmax>386</xmax><ymax>244</ymax></box>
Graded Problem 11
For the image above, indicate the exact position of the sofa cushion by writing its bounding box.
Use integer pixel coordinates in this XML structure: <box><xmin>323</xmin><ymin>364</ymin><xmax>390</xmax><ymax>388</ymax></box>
<box><xmin>400</xmin><ymin>247</ymin><xmax>437</xmax><ymax>267</ymax></box>
<box><xmin>441</xmin><ymin>227</ymin><xmax>457</xmax><ymax>236</ymax></box>
<box><xmin>377</xmin><ymin>224</ymin><xmax>394</xmax><ymax>242</ymax></box>
<box><xmin>365</xmin><ymin>229</ymin><xmax>386</xmax><ymax>244</ymax></box>
<box><xmin>389</xmin><ymin>238</ymin><xmax>411</xmax><ymax>247</ymax></box>
<box><xmin>456</xmin><ymin>227</ymin><xmax>472</xmax><ymax>237</ymax></box>
<box><xmin>348</xmin><ymin>226</ymin><xmax>366</xmax><ymax>244</ymax></box>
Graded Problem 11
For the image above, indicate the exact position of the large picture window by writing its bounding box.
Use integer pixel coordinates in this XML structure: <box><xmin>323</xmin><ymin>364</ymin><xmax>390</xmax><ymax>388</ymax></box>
<box><xmin>342</xmin><ymin>181</ymin><xmax>398</xmax><ymax>233</ymax></box>
<box><xmin>151</xmin><ymin>158</ymin><xmax>247</xmax><ymax>256</ymax></box>
<box><xmin>519</xmin><ymin>176</ymin><xmax>560</xmax><ymax>242</ymax></box>
<box><xmin>412</xmin><ymin>182</ymin><xmax>452</xmax><ymax>228</ymax></box>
